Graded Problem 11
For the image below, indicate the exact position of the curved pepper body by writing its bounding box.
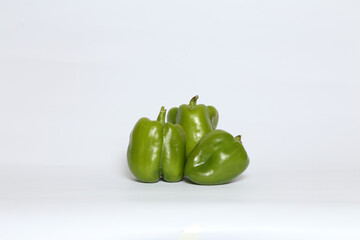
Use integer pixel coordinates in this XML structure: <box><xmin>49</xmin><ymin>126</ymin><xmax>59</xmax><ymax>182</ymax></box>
<box><xmin>184</xmin><ymin>129</ymin><xmax>249</xmax><ymax>185</ymax></box>
<box><xmin>167</xmin><ymin>96</ymin><xmax>219</xmax><ymax>156</ymax></box>
<box><xmin>206</xmin><ymin>105</ymin><xmax>219</xmax><ymax>129</ymax></box>
<box><xmin>127</xmin><ymin>107</ymin><xmax>186</xmax><ymax>183</ymax></box>
<box><xmin>166</xmin><ymin>107</ymin><xmax>178</xmax><ymax>124</ymax></box>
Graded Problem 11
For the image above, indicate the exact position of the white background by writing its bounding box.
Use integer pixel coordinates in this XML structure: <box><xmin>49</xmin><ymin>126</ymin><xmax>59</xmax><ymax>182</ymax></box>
<box><xmin>1</xmin><ymin>0</ymin><xmax>360</xmax><ymax>239</ymax></box>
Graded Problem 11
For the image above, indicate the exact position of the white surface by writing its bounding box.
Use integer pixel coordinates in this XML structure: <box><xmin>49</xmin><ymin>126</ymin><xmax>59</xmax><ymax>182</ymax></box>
<box><xmin>1</xmin><ymin>0</ymin><xmax>360</xmax><ymax>239</ymax></box>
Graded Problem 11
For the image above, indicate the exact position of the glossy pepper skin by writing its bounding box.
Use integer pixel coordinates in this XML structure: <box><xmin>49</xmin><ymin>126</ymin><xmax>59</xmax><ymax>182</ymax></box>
<box><xmin>185</xmin><ymin>129</ymin><xmax>249</xmax><ymax>185</ymax></box>
<box><xmin>167</xmin><ymin>95</ymin><xmax>219</xmax><ymax>156</ymax></box>
<box><xmin>127</xmin><ymin>107</ymin><xmax>186</xmax><ymax>183</ymax></box>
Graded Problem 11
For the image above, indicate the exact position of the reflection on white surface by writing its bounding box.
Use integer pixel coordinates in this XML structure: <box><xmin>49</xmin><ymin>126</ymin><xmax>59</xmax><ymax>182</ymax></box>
<box><xmin>179</xmin><ymin>224</ymin><xmax>202</xmax><ymax>240</ymax></box>
<box><xmin>1</xmin><ymin>165</ymin><xmax>360</xmax><ymax>239</ymax></box>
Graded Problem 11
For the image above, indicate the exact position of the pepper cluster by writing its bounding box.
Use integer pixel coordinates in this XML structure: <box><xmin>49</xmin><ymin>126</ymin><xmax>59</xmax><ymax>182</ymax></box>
<box><xmin>127</xmin><ymin>96</ymin><xmax>249</xmax><ymax>185</ymax></box>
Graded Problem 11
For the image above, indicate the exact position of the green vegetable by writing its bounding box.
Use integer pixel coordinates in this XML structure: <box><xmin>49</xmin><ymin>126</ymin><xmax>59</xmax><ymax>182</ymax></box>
<box><xmin>167</xmin><ymin>95</ymin><xmax>219</xmax><ymax>156</ymax></box>
<box><xmin>127</xmin><ymin>106</ymin><xmax>186</xmax><ymax>183</ymax></box>
<box><xmin>185</xmin><ymin>129</ymin><xmax>249</xmax><ymax>185</ymax></box>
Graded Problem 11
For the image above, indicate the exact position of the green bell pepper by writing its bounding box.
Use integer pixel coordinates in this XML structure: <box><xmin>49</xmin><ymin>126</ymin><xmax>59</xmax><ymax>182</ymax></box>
<box><xmin>167</xmin><ymin>95</ymin><xmax>219</xmax><ymax>156</ymax></box>
<box><xmin>185</xmin><ymin>129</ymin><xmax>249</xmax><ymax>185</ymax></box>
<box><xmin>127</xmin><ymin>106</ymin><xmax>186</xmax><ymax>183</ymax></box>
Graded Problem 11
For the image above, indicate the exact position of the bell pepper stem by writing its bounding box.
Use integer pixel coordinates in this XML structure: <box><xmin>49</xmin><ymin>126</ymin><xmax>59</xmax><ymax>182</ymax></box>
<box><xmin>189</xmin><ymin>95</ymin><xmax>199</xmax><ymax>107</ymax></box>
<box><xmin>157</xmin><ymin>106</ymin><xmax>166</xmax><ymax>124</ymax></box>
<box><xmin>235</xmin><ymin>135</ymin><xmax>242</xmax><ymax>143</ymax></box>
